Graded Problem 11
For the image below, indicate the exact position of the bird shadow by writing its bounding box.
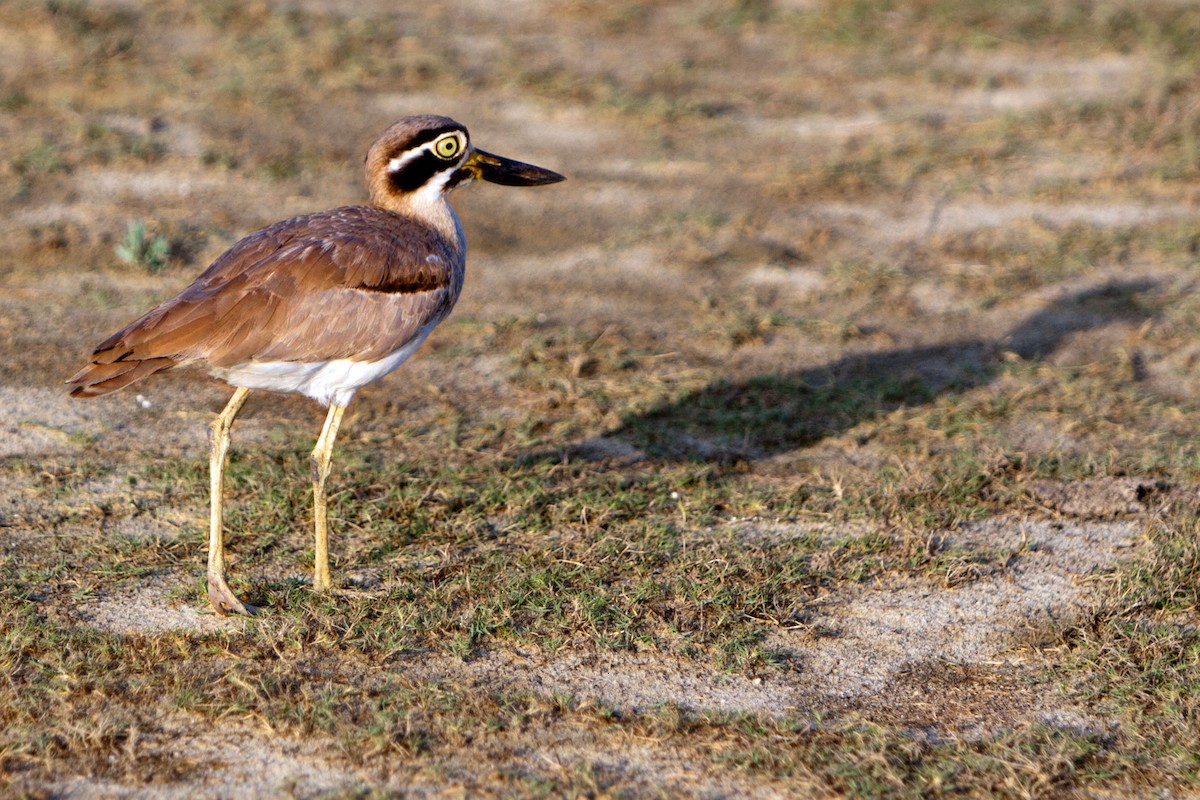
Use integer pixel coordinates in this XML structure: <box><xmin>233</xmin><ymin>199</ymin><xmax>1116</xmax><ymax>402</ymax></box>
<box><xmin>603</xmin><ymin>279</ymin><xmax>1158</xmax><ymax>464</ymax></box>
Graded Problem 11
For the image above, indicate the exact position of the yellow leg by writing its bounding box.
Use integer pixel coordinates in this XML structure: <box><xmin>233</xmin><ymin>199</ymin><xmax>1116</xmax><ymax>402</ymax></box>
<box><xmin>310</xmin><ymin>402</ymin><xmax>347</xmax><ymax>592</ymax></box>
<box><xmin>207</xmin><ymin>386</ymin><xmax>253</xmax><ymax>615</ymax></box>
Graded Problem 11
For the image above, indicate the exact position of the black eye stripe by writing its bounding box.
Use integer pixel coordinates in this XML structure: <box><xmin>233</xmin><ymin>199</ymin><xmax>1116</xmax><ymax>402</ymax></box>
<box><xmin>402</xmin><ymin>125</ymin><xmax>466</xmax><ymax>152</ymax></box>
<box><xmin>388</xmin><ymin>151</ymin><xmax>452</xmax><ymax>192</ymax></box>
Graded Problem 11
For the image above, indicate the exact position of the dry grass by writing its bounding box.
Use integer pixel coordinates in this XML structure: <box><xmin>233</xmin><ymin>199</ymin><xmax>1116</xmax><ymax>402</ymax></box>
<box><xmin>4</xmin><ymin>0</ymin><xmax>1200</xmax><ymax>796</ymax></box>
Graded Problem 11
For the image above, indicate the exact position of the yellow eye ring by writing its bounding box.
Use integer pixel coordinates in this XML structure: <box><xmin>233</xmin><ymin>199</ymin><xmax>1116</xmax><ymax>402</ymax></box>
<box><xmin>433</xmin><ymin>135</ymin><xmax>461</xmax><ymax>160</ymax></box>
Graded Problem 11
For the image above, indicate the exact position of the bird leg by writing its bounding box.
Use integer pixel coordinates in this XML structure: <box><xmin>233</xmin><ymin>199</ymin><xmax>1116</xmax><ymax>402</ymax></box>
<box><xmin>207</xmin><ymin>386</ymin><xmax>254</xmax><ymax>615</ymax></box>
<box><xmin>310</xmin><ymin>402</ymin><xmax>347</xmax><ymax>592</ymax></box>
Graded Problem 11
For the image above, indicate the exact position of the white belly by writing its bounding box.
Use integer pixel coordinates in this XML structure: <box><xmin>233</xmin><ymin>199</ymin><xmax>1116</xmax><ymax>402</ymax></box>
<box><xmin>209</xmin><ymin>326</ymin><xmax>434</xmax><ymax>407</ymax></box>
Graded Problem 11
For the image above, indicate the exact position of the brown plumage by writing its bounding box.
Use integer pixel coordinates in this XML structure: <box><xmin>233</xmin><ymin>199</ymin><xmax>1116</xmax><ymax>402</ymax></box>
<box><xmin>68</xmin><ymin>115</ymin><xmax>564</xmax><ymax>614</ymax></box>
<box><xmin>69</xmin><ymin>207</ymin><xmax>461</xmax><ymax>400</ymax></box>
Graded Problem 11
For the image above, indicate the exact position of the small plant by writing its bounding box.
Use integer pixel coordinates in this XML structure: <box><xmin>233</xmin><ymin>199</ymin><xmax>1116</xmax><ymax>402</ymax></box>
<box><xmin>115</xmin><ymin>220</ymin><xmax>171</xmax><ymax>273</ymax></box>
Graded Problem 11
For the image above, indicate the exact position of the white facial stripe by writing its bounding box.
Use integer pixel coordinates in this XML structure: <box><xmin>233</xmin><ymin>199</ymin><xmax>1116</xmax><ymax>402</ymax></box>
<box><xmin>386</xmin><ymin>146</ymin><xmax>424</xmax><ymax>174</ymax></box>
<box><xmin>386</xmin><ymin>135</ymin><xmax>467</xmax><ymax>174</ymax></box>
<box><xmin>411</xmin><ymin>165</ymin><xmax>455</xmax><ymax>205</ymax></box>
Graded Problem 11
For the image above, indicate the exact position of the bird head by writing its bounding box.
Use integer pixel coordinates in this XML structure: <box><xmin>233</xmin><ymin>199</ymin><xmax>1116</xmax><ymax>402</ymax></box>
<box><xmin>366</xmin><ymin>115</ymin><xmax>564</xmax><ymax>213</ymax></box>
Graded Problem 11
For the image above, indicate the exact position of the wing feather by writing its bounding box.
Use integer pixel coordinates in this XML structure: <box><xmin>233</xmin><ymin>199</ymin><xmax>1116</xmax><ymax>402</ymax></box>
<box><xmin>68</xmin><ymin>206</ymin><xmax>462</xmax><ymax>397</ymax></box>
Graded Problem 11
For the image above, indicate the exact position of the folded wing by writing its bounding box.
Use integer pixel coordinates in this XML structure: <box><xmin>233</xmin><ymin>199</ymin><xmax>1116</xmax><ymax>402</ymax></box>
<box><xmin>68</xmin><ymin>207</ymin><xmax>459</xmax><ymax>397</ymax></box>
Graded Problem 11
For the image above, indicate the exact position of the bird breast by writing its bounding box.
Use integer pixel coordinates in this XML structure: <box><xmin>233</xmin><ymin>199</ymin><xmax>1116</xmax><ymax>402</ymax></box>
<box><xmin>207</xmin><ymin>317</ymin><xmax>440</xmax><ymax>408</ymax></box>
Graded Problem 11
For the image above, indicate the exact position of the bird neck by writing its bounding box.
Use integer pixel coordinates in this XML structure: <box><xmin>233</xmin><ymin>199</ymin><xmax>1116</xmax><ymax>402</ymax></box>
<box><xmin>371</xmin><ymin>188</ymin><xmax>465</xmax><ymax>254</ymax></box>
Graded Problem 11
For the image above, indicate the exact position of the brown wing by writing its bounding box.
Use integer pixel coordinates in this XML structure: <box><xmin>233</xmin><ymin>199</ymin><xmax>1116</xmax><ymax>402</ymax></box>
<box><xmin>68</xmin><ymin>206</ymin><xmax>461</xmax><ymax>397</ymax></box>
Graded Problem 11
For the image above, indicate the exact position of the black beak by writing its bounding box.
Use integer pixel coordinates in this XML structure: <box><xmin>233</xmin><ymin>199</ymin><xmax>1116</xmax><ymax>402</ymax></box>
<box><xmin>465</xmin><ymin>148</ymin><xmax>565</xmax><ymax>186</ymax></box>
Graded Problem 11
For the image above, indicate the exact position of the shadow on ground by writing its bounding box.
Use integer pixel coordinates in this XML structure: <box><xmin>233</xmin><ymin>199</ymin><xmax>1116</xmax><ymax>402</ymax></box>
<box><xmin>612</xmin><ymin>279</ymin><xmax>1158</xmax><ymax>462</ymax></box>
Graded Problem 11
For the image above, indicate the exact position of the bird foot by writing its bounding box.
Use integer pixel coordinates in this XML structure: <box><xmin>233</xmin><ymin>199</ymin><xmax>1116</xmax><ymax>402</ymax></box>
<box><xmin>207</xmin><ymin>574</ymin><xmax>258</xmax><ymax>616</ymax></box>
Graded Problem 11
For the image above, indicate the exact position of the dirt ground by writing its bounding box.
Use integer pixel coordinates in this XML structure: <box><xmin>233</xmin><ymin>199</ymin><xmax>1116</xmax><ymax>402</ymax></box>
<box><xmin>5</xmin><ymin>1</ymin><xmax>1200</xmax><ymax>797</ymax></box>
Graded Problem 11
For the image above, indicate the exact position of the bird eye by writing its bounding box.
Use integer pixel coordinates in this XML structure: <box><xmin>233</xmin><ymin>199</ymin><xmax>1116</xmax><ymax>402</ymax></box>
<box><xmin>433</xmin><ymin>135</ymin><xmax>461</xmax><ymax>160</ymax></box>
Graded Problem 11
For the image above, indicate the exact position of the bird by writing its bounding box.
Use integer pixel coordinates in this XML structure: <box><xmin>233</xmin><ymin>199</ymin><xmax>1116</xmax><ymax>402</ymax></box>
<box><xmin>68</xmin><ymin>115</ymin><xmax>565</xmax><ymax>615</ymax></box>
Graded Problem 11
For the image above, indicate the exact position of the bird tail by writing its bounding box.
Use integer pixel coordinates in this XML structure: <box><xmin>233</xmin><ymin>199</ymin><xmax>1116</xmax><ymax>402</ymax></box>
<box><xmin>67</xmin><ymin>357</ymin><xmax>178</xmax><ymax>398</ymax></box>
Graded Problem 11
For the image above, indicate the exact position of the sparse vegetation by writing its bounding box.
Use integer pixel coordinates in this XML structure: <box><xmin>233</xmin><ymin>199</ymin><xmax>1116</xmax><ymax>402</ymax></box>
<box><xmin>114</xmin><ymin>219</ymin><xmax>171</xmax><ymax>273</ymax></box>
<box><xmin>3</xmin><ymin>0</ymin><xmax>1200</xmax><ymax>796</ymax></box>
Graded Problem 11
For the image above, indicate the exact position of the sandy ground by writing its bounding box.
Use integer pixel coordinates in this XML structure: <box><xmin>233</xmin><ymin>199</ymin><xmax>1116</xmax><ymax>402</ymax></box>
<box><xmin>3</xmin><ymin>0</ymin><xmax>1200</xmax><ymax>796</ymax></box>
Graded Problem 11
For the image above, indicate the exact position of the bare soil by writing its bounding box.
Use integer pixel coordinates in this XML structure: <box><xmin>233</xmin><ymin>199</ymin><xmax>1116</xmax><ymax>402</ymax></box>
<box><xmin>4</xmin><ymin>1</ymin><xmax>1200</xmax><ymax>797</ymax></box>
